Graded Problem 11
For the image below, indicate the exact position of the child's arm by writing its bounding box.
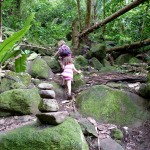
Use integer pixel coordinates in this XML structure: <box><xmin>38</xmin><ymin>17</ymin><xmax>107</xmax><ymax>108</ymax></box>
<box><xmin>73</xmin><ymin>65</ymin><xmax>81</xmax><ymax>74</ymax></box>
<box><xmin>54</xmin><ymin>51</ymin><xmax>59</xmax><ymax>57</ymax></box>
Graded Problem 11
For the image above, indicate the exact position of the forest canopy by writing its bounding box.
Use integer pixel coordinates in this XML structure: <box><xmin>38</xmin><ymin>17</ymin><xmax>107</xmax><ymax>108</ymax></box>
<box><xmin>1</xmin><ymin>0</ymin><xmax>150</xmax><ymax>49</ymax></box>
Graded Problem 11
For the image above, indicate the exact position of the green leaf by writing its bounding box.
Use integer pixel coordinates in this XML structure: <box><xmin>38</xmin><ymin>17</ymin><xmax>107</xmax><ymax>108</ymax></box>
<box><xmin>1</xmin><ymin>50</ymin><xmax>21</xmax><ymax>64</ymax></box>
<box><xmin>15</xmin><ymin>54</ymin><xmax>27</xmax><ymax>73</ymax></box>
<box><xmin>0</xmin><ymin>13</ymin><xmax>35</xmax><ymax>66</ymax></box>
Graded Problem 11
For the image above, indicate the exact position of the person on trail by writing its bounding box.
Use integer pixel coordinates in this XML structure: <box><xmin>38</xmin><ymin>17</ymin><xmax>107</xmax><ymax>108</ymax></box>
<box><xmin>54</xmin><ymin>40</ymin><xmax>72</xmax><ymax>69</ymax></box>
<box><xmin>61</xmin><ymin>56</ymin><xmax>81</xmax><ymax>100</ymax></box>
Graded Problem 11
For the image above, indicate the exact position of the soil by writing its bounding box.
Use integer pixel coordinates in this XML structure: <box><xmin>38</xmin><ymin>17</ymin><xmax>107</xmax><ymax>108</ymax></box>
<box><xmin>0</xmin><ymin>72</ymin><xmax>150</xmax><ymax>150</ymax></box>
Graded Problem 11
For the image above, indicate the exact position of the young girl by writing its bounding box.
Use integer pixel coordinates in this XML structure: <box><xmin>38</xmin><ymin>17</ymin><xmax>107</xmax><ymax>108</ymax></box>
<box><xmin>61</xmin><ymin>56</ymin><xmax>81</xmax><ymax>99</ymax></box>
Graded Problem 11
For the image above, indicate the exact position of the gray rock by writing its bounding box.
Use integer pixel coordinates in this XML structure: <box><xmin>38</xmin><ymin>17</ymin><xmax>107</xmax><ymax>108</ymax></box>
<box><xmin>79</xmin><ymin>118</ymin><xmax>98</xmax><ymax>137</ymax></box>
<box><xmin>36</xmin><ymin>111</ymin><xmax>69</xmax><ymax>125</ymax></box>
<box><xmin>100</xmin><ymin>138</ymin><xmax>124</xmax><ymax>150</ymax></box>
<box><xmin>38</xmin><ymin>83</ymin><xmax>53</xmax><ymax>90</ymax></box>
<box><xmin>39</xmin><ymin>99</ymin><xmax>59</xmax><ymax>112</ymax></box>
<box><xmin>39</xmin><ymin>90</ymin><xmax>55</xmax><ymax>98</ymax></box>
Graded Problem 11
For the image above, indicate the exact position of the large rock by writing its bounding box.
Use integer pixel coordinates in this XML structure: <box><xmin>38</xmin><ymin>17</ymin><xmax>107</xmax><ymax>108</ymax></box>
<box><xmin>72</xmin><ymin>73</ymin><xmax>85</xmax><ymax>91</ymax></box>
<box><xmin>76</xmin><ymin>85</ymin><xmax>149</xmax><ymax>126</ymax></box>
<box><xmin>74</xmin><ymin>55</ymin><xmax>88</xmax><ymax>67</ymax></box>
<box><xmin>0</xmin><ymin>117</ymin><xmax>89</xmax><ymax>150</ymax></box>
<box><xmin>38</xmin><ymin>99</ymin><xmax>59</xmax><ymax>112</ymax></box>
<box><xmin>100</xmin><ymin>138</ymin><xmax>124</xmax><ymax>150</ymax></box>
<box><xmin>90</xmin><ymin>57</ymin><xmax>103</xmax><ymax>70</ymax></box>
<box><xmin>0</xmin><ymin>88</ymin><xmax>41</xmax><ymax>116</ymax></box>
<box><xmin>89</xmin><ymin>43</ymin><xmax>106</xmax><ymax>61</ymax></box>
<box><xmin>115</xmin><ymin>54</ymin><xmax>133</xmax><ymax>65</ymax></box>
<box><xmin>0</xmin><ymin>71</ymin><xmax>31</xmax><ymax>92</ymax></box>
<box><xmin>28</xmin><ymin>57</ymin><xmax>54</xmax><ymax>79</ymax></box>
<box><xmin>36</xmin><ymin>111</ymin><xmax>69</xmax><ymax>125</ymax></box>
<box><xmin>42</xmin><ymin>56</ymin><xmax>61</xmax><ymax>73</ymax></box>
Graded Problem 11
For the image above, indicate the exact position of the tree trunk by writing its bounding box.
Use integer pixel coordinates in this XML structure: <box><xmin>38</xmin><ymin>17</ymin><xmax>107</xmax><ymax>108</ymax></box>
<box><xmin>0</xmin><ymin>0</ymin><xmax>3</xmax><ymax>43</ymax></box>
<box><xmin>107</xmin><ymin>38</ymin><xmax>150</xmax><ymax>52</ymax></box>
<box><xmin>102</xmin><ymin>0</ymin><xmax>106</xmax><ymax>35</ymax></box>
<box><xmin>76</xmin><ymin>0</ymin><xmax>82</xmax><ymax>31</ymax></box>
<box><xmin>72</xmin><ymin>20</ymin><xmax>79</xmax><ymax>52</ymax></box>
<box><xmin>85</xmin><ymin>0</ymin><xmax>92</xmax><ymax>29</ymax></box>
<box><xmin>79</xmin><ymin>0</ymin><xmax>147</xmax><ymax>38</ymax></box>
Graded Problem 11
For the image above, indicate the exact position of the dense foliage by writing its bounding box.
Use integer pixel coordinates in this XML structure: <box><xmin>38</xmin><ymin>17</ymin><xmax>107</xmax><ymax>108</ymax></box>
<box><xmin>2</xmin><ymin>0</ymin><xmax>150</xmax><ymax>47</ymax></box>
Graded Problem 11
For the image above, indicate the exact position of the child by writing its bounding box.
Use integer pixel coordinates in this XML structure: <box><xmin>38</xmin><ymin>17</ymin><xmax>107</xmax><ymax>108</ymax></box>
<box><xmin>61</xmin><ymin>56</ymin><xmax>81</xmax><ymax>99</ymax></box>
<box><xmin>54</xmin><ymin>40</ymin><xmax>72</xmax><ymax>69</ymax></box>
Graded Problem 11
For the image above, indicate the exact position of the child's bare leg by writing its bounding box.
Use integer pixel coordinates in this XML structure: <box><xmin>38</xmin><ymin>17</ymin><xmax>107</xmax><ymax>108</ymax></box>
<box><xmin>66</xmin><ymin>80</ymin><xmax>72</xmax><ymax>96</ymax></box>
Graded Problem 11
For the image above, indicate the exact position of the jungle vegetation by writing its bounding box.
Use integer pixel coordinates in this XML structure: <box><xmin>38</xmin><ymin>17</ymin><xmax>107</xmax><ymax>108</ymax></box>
<box><xmin>0</xmin><ymin>0</ymin><xmax>150</xmax><ymax>51</ymax></box>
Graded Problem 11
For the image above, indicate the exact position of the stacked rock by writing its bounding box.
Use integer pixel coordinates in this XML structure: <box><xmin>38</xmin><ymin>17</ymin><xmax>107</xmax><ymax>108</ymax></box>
<box><xmin>36</xmin><ymin>83</ymin><xmax>69</xmax><ymax>125</ymax></box>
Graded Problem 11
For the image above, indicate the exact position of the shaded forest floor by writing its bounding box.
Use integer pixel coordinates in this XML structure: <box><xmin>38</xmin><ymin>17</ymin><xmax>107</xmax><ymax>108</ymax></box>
<box><xmin>0</xmin><ymin>72</ymin><xmax>150</xmax><ymax>150</ymax></box>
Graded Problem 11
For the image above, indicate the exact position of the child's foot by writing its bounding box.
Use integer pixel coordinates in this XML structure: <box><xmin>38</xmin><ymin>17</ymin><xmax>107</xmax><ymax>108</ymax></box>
<box><xmin>67</xmin><ymin>94</ymin><xmax>72</xmax><ymax>100</ymax></box>
<box><xmin>61</xmin><ymin>84</ymin><xmax>65</xmax><ymax>88</ymax></box>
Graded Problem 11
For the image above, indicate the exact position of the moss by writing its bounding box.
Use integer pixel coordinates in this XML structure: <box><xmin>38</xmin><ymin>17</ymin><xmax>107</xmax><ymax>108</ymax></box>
<box><xmin>0</xmin><ymin>117</ymin><xmax>89</xmax><ymax>150</ymax></box>
<box><xmin>90</xmin><ymin>43</ymin><xmax>106</xmax><ymax>61</ymax></box>
<box><xmin>111</xmin><ymin>128</ymin><xmax>123</xmax><ymax>140</ymax></box>
<box><xmin>115</xmin><ymin>54</ymin><xmax>133</xmax><ymax>65</ymax></box>
<box><xmin>0</xmin><ymin>71</ymin><xmax>31</xmax><ymax>92</ymax></box>
<box><xmin>74</xmin><ymin>55</ymin><xmax>88</xmax><ymax>67</ymax></box>
<box><xmin>129</xmin><ymin>57</ymin><xmax>141</xmax><ymax>64</ymax></box>
<box><xmin>72</xmin><ymin>73</ymin><xmax>85</xmax><ymax>91</ymax></box>
<box><xmin>43</xmin><ymin>56</ymin><xmax>61</xmax><ymax>73</ymax></box>
<box><xmin>31</xmin><ymin>58</ymin><xmax>49</xmax><ymax>79</ymax></box>
<box><xmin>90</xmin><ymin>57</ymin><xmax>103</xmax><ymax>70</ymax></box>
<box><xmin>0</xmin><ymin>88</ymin><xmax>41</xmax><ymax>115</ymax></box>
<box><xmin>76</xmin><ymin>85</ymin><xmax>149</xmax><ymax>125</ymax></box>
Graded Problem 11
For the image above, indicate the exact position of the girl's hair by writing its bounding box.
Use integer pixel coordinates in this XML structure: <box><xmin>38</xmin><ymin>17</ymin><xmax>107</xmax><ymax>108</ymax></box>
<box><xmin>63</xmin><ymin>56</ymin><xmax>72</xmax><ymax>66</ymax></box>
<box><xmin>58</xmin><ymin>40</ymin><xmax>65</xmax><ymax>47</ymax></box>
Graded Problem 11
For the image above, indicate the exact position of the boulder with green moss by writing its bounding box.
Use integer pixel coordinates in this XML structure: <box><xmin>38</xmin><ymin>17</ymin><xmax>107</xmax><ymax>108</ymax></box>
<box><xmin>0</xmin><ymin>117</ymin><xmax>89</xmax><ymax>150</ymax></box>
<box><xmin>74</xmin><ymin>55</ymin><xmax>88</xmax><ymax>68</ymax></box>
<box><xmin>76</xmin><ymin>85</ymin><xmax>149</xmax><ymax>125</ymax></box>
<box><xmin>0</xmin><ymin>88</ymin><xmax>41</xmax><ymax>116</ymax></box>
<box><xmin>0</xmin><ymin>71</ymin><xmax>31</xmax><ymax>92</ymax></box>
<box><xmin>89</xmin><ymin>43</ymin><xmax>106</xmax><ymax>61</ymax></box>
<box><xmin>138</xmin><ymin>83</ymin><xmax>150</xmax><ymax>99</ymax></box>
<box><xmin>29</xmin><ymin>57</ymin><xmax>54</xmax><ymax>79</ymax></box>
<box><xmin>90</xmin><ymin>57</ymin><xmax>103</xmax><ymax>70</ymax></box>
<box><xmin>101</xmin><ymin>59</ymin><xmax>111</xmax><ymax>67</ymax></box>
<box><xmin>72</xmin><ymin>73</ymin><xmax>85</xmax><ymax>91</ymax></box>
<box><xmin>129</xmin><ymin>57</ymin><xmax>141</xmax><ymax>64</ymax></box>
<box><xmin>111</xmin><ymin>128</ymin><xmax>124</xmax><ymax>140</ymax></box>
<box><xmin>43</xmin><ymin>56</ymin><xmax>61</xmax><ymax>73</ymax></box>
<box><xmin>115</xmin><ymin>54</ymin><xmax>133</xmax><ymax>65</ymax></box>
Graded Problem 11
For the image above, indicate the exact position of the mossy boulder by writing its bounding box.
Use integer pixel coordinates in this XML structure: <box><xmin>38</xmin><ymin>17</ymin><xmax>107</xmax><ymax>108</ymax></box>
<box><xmin>111</xmin><ymin>128</ymin><xmax>124</xmax><ymax>140</ymax></box>
<box><xmin>72</xmin><ymin>73</ymin><xmax>85</xmax><ymax>91</ymax></box>
<box><xmin>90</xmin><ymin>57</ymin><xmax>103</xmax><ymax>70</ymax></box>
<box><xmin>43</xmin><ymin>56</ymin><xmax>61</xmax><ymax>73</ymax></box>
<box><xmin>50</xmin><ymin>81</ymin><xmax>67</xmax><ymax>99</ymax></box>
<box><xmin>29</xmin><ymin>57</ymin><xmax>54</xmax><ymax>79</ymax></box>
<box><xmin>90</xmin><ymin>43</ymin><xmax>106</xmax><ymax>61</ymax></box>
<box><xmin>115</xmin><ymin>54</ymin><xmax>133</xmax><ymax>65</ymax></box>
<box><xmin>101</xmin><ymin>59</ymin><xmax>111</xmax><ymax>67</ymax></box>
<box><xmin>138</xmin><ymin>83</ymin><xmax>150</xmax><ymax>99</ymax></box>
<box><xmin>74</xmin><ymin>55</ymin><xmax>88</xmax><ymax>68</ymax></box>
<box><xmin>76</xmin><ymin>85</ymin><xmax>149</xmax><ymax>125</ymax></box>
<box><xmin>0</xmin><ymin>117</ymin><xmax>89</xmax><ymax>150</ymax></box>
<box><xmin>0</xmin><ymin>71</ymin><xmax>31</xmax><ymax>92</ymax></box>
<box><xmin>0</xmin><ymin>88</ymin><xmax>41</xmax><ymax>116</ymax></box>
<box><xmin>129</xmin><ymin>57</ymin><xmax>141</xmax><ymax>64</ymax></box>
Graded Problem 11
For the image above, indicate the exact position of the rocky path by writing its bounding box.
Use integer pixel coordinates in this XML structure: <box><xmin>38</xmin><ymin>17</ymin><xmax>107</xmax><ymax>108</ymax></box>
<box><xmin>0</xmin><ymin>72</ymin><xmax>150</xmax><ymax>150</ymax></box>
